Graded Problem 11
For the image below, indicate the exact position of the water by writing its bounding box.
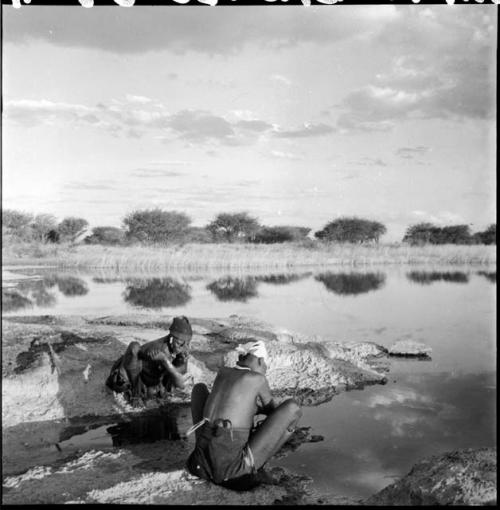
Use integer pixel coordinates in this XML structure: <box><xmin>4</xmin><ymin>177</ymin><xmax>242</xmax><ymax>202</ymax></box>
<box><xmin>2</xmin><ymin>266</ymin><xmax>496</xmax><ymax>499</ymax></box>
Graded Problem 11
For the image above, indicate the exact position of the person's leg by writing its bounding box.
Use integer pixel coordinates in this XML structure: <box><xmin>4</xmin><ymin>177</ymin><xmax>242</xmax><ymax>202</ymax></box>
<box><xmin>248</xmin><ymin>398</ymin><xmax>302</xmax><ymax>470</ymax></box>
<box><xmin>191</xmin><ymin>383</ymin><xmax>209</xmax><ymax>440</ymax></box>
<box><xmin>121</xmin><ymin>341</ymin><xmax>144</xmax><ymax>406</ymax></box>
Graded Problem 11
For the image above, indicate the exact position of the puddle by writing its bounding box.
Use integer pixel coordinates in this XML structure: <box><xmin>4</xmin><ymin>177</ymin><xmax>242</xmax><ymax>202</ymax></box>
<box><xmin>57</xmin><ymin>405</ymin><xmax>192</xmax><ymax>453</ymax></box>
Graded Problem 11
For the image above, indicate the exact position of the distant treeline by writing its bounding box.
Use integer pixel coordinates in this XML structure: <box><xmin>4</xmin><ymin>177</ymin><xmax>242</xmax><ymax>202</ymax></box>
<box><xmin>2</xmin><ymin>208</ymin><xmax>496</xmax><ymax>246</ymax></box>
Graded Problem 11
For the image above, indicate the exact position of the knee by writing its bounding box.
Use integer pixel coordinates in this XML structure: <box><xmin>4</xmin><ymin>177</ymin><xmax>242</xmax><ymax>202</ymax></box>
<box><xmin>123</xmin><ymin>342</ymin><xmax>141</xmax><ymax>367</ymax></box>
<box><xmin>191</xmin><ymin>382</ymin><xmax>208</xmax><ymax>398</ymax></box>
<box><xmin>282</xmin><ymin>398</ymin><xmax>302</xmax><ymax>419</ymax></box>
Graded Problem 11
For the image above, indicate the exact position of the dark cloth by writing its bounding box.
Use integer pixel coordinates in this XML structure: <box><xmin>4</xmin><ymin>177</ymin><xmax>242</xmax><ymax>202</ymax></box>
<box><xmin>105</xmin><ymin>355</ymin><xmax>130</xmax><ymax>393</ymax></box>
<box><xmin>186</xmin><ymin>421</ymin><xmax>258</xmax><ymax>490</ymax></box>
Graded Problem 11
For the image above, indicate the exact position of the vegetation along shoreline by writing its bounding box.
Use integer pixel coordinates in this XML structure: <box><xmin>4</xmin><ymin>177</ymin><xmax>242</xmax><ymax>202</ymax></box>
<box><xmin>3</xmin><ymin>208</ymin><xmax>496</xmax><ymax>269</ymax></box>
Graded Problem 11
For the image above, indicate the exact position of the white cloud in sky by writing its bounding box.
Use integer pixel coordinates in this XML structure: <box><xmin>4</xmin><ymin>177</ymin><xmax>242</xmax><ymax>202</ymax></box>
<box><xmin>270</xmin><ymin>74</ymin><xmax>292</xmax><ymax>87</ymax></box>
<box><xmin>125</xmin><ymin>94</ymin><xmax>153</xmax><ymax>104</ymax></box>
<box><xmin>396</xmin><ymin>146</ymin><xmax>430</xmax><ymax>159</ymax></box>
<box><xmin>269</xmin><ymin>150</ymin><xmax>304</xmax><ymax>161</ymax></box>
<box><xmin>274</xmin><ymin>122</ymin><xmax>336</xmax><ymax>139</ymax></box>
<box><xmin>411</xmin><ymin>210</ymin><xmax>466</xmax><ymax>226</ymax></box>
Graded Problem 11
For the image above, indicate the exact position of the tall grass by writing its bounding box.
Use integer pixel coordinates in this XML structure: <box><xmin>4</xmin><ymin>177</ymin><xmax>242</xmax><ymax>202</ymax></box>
<box><xmin>3</xmin><ymin>241</ymin><xmax>496</xmax><ymax>271</ymax></box>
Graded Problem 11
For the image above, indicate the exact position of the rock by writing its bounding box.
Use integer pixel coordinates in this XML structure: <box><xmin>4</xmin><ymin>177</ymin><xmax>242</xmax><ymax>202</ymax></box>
<box><xmin>3</xmin><ymin>314</ymin><xmax>389</xmax><ymax>426</ymax></box>
<box><xmin>388</xmin><ymin>339</ymin><xmax>432</xmax><ymax>358</ymax></box>
<box><xmin>364</xmin><ymin>448</ymin><xmax>497</xmax><ymax>506</ymax></box>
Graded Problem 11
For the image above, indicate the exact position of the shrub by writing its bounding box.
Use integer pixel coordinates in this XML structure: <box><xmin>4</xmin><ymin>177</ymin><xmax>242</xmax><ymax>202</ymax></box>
<box><xmin>253</xmin><ymin>226</ymin><xmax>311</xmax><ymax>244</ymax></box>
<box><xmin>123</xmin><ymin>208</ymin><xmax>191</xmax><ymax>244</ymax></box>
<box><xmin>57</xmin><ymin>217</ymin><xmax>89</xmax><ymax>242</ymax></box>
<box><xmin>84</xmin><ymin>226</ymin><xmax>126</xmax><ymax>245</ymax></box>
<box><xmin>207</xmin><ymin>212</ymin><xmax>260</xmax><ymax>243</ymax></box>
<box><xmin>2</xmin><ymin>209</ymin><xmax>34</xmax><ymax>241</ymax></box>
<box><xmin>403</xmin><ymin>223</ymin><xmax>473</xmax><ymax>245</ymax></box>
<box><xmin>474</xmin><ymin>224</ymin><xmax>496</xmax><ymax>245</ymax></box>
<box><xmin>315</xmin><ymin>217</ymin><xmax>386</xmax><ymax>243</ymax></box>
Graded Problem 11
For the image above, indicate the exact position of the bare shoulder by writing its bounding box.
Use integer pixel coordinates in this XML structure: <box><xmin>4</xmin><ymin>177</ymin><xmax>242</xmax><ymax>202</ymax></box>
<box><xmin>242</xmin><ymin>369</ymin><xmax>268</xmax><ymax>386</ymax></box>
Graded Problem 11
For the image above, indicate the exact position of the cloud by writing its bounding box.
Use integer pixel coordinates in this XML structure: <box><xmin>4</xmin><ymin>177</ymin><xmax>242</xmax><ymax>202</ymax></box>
<box><xmin>130</xmin><ymin>169</ymin><xmax>184</xmax><ymax>178</ymax></box>
<box><xmin>269</xmin><ymin>150</ymin><xmax>304</xmax><ymax>161</ymax></box>
<box><xmin>166</xmin><ymin>109</ymin><xmax>235</xmax><ymax>143</ymax></box>
<box><xmin>63</xmin><ymin>180</ymin><xmax>118</xmax><ymax>191</ymax></box>
<box><xmin>125</xmin><ymin>94</ymin><xmax>153</xmax><ymax>104</ymax></box>
<box><xmin>4</xmin><ymin>98</ymin><xmax>274</xmax><ymax>146</ymax></box>
<box><xmin>396</xmin><ymin>146</ymin><xmax>430</xmax><ymax>159</ymax></box>
<box><xmin>236</xmin><ymin>119</ymin><xmax>274</xmax><ymax>132</ymax></box>
<box><xmin>274</xmin><ymin>122</ymin><xmax>336</xmax><ymax>139</ymax></box>
<box><xmin>2</xmin><ymin>5</ymin><xmax>398</xmax><ymax>55</ymax></box>
<box><xmin>354</xmin><ymin>157</ymin><xmax>387</xmax><ymax>167</ymax></box>
<box><xmin>336</xmin><ymin>6</ymin><xmax>496</xmax><ymax>131</ymax></box>
<box><xmin>411</xmin><ymin>210</ymin><xmax>466</xmax><ymax>225</ymax></box>
<box><xmin>270</xmin><ymin>74</ymin><xmax>292</xmax><ymax>87</ymax></box>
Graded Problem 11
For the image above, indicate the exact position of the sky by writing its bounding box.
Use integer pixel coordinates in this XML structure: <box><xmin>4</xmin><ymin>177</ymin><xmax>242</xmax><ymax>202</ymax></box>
<box><xmin>2</xmin><ymin>3</ymin><xmax>497</xmax><ymax>241</ymax></box>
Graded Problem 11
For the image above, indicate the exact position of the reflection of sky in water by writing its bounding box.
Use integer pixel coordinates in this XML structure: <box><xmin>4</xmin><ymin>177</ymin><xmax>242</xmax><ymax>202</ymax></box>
<box><xmin>271</xmin><ymin>369</ymin><xmax>496</xmax><ymax>499</ymax></box>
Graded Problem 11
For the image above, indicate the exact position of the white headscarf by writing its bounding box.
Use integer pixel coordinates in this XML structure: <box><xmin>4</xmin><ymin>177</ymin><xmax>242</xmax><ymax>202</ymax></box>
<box><xmin>235</xmin><ymin>340</ymin><xmax>269</xmax><ymax>364</ymax></box>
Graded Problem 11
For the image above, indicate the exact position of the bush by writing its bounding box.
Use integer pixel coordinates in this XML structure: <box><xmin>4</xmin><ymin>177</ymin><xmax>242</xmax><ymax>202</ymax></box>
<box><xmin>206</xmin><ymin>212</ymin><xmax>260</xmax><ymax>242</ymax></box>
<box><xmin>57</xmin><ymin>217</ymin><xmax>89</xmax><ymax>242</ymax></box>
<box><xmin>315</xmin><ymin>217</ymin><xmax>386</xmax><ymax>243</ymax></box>
<box><xmin>474</xmin><ymin>224</ymin><xmax>496</xmax><ymax>245</ymax></box>
<box><xmin>2</xmin><ymin>209</ymin><xmax>34</xmax><ymax>241</ymax></box>
<box><xmin>403</xmin><ymin>223</ymin><xmax>473</xmax><ymax>245</ymax></box>
<box><xmin>253</xmin><ymin>226</ymin><xmax>311</xmax><ymax>244</ymax></box>
<box><xmin>123</xmin><ymin>208</ymin><xmax>191</xmax><ymax>244</ymax></box>
<box><xmin>84</xmin><ymin>226</ymin><xmax>126</xmax><ymax>245</ymax></box>
<box><xmin>178</xmin><ymin>227</ymin><xmax>213</xmax><ymax>244</ymax></box>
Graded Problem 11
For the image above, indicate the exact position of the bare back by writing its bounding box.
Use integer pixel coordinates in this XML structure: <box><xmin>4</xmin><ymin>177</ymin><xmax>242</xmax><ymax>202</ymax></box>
<box><xmin>203</xmin><ymin>367</ymin><xmax>273</xmax><ymax>429</ymax></box>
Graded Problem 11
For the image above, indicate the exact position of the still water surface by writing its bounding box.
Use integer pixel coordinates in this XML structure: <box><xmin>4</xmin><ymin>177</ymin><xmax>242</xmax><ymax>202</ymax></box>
<box><xmin>3</xmin><ymin>266</ymin><xmax>496</xmax><ymax>499</ymax></box>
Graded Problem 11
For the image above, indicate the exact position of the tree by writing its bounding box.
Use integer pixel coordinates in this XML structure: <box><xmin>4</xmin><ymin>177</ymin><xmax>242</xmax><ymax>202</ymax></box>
<box><xmin>207</xmin><ymin>212</ymin><xmax>260</xmax><ymax>242</ymax></box>
<box><xmin>84</xmin><ymin>226</ymin><xmax>126</xmax><ymax>245</ymax></box>
<box><xmin>123</xmin><ymin>208</ymin><xmax>191</xmax><ymax>244</ymax></box>
<box><xmin>314</xmin><ymin>217</ymin><xmax>386</xmax><ymax>243</ymax></box>
<box><xmin>440</xmin><ymin>225</ymin><xmax>471</xmax><ymax>244</ymax></box>
<box><xmin>57</xmin><ymin>217</ymin><xmax>89</xmax><ymax>242</ymax></box>
<box><xmin>475</xmin><ymin>224</ymin><xmax>496</xmax><ymax>245</ymax></box>
<box><xmin>2</xmin><ymin>209</ymin><xmax>34</xmax><ymax>240</ymax></box>
<box><xmin>403</xmin><ymin>223</ymin><xmax>473</xmax><ymax>245</ymax></box>
<box><xmin>253</xmin><ymin>226</ymin><xmax>311</xmax><ymax>244</ymax></box>
<box><xmin>402</xmin><ymin>223</ymin><xmax>435</xmax><ymax>245</ymax></box>
<box><xmin>31</xmin><ymin>214</ymin><xmax>58</xmax><ymax>243</ymax></box>
<box><xmin>179</xmin><ymin>227</ymin><xmax>213</xmax><ymax>244</ymax></box>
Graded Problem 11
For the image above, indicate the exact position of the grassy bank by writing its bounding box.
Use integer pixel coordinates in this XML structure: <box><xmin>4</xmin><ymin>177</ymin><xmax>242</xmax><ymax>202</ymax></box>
<box><xmin>2</xmin><ymin>241</ymin><xmax>496</xmax><ymax>271</ymax></box>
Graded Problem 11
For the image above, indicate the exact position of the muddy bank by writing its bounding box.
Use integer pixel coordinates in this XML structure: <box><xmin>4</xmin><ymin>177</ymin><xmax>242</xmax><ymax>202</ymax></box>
<box><xmin>365</xmin><ymin>447</ymin><xmax>497</xmax><ymax>506</ymax></box>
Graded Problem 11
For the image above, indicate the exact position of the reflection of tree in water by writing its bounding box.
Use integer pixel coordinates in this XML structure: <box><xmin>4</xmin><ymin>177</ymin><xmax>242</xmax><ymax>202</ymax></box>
<box><xmin>44</xmin><ymin>275</ymin><xmax>89</xmax><ymax>296</ymax></box>
<box><xmin>206</xmin><ymin>277</ymin><xmax>258</xmax><ymax>302</ymax></box>
<box><xmin>17</xmin><ymin>279</ymin><xmax>58</xmax><ymax>307</ymax></box>
<box><xmin>256</xmin><ymin>273</ymin><xmax>311</xmax><ymax>285</ymax></box>
<box><xmin>92</xmin><ymin>277</ymin><xmax>124</xmax><ymax>284</ymax></box>
<box><xmin>315</xmin><ymin>272</ymin><xmax>386</xmax><ymax>295</ymax></box>
<box><xmin>406</xmin><ymin>271</ymin><xmax>469</xmax><ymax>285</ymax></box>
<box><xmin>2</xmin><ymin>289</ymin><xmax>33</xmax><ymax>312</ymax></box>
<box><xmin>477</xmin><ymin>271</ymin><xmax>496</xmax><ymax>283</ymax></box>
<box><xmin>123</xmin><ymin>278</ymin><xmax>191</xmax><ymax>308</ymax></box>
<box><xmin>4</xmin><ymin>275</ymin><xmax>89</xmax><ymax>312</ymax></box>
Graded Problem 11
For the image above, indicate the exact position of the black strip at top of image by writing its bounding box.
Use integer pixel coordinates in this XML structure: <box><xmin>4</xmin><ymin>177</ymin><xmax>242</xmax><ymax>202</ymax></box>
<box><xmin>2</xmin><ymin>0</ymin><xmax>499</xmax><ymax>7</ymax></box>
